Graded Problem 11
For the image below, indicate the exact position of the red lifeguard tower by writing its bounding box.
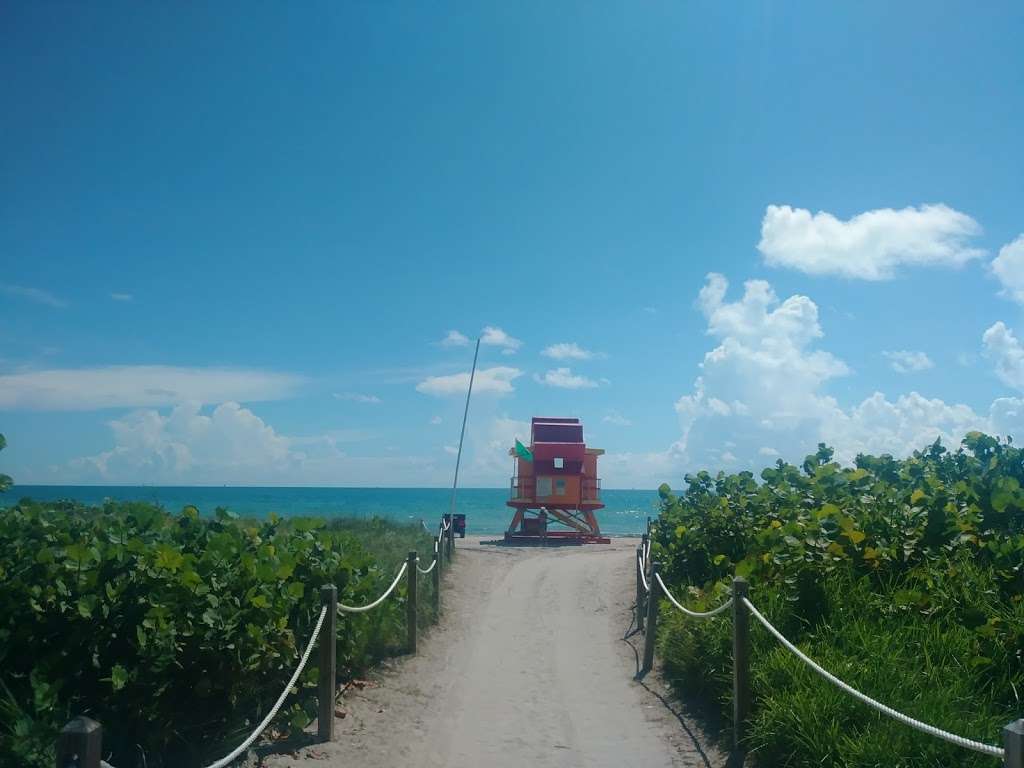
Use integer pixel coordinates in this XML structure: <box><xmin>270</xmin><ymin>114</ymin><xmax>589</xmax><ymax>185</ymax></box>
<box><xmin>506</xmin><ymin>417</ymin><xmax>609</xmax><ymax>544</ymax></box>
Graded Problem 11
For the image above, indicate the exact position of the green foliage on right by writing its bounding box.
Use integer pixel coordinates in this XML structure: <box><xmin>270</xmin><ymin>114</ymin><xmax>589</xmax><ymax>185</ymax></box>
<box><xmin>653</xmin><ymin>432</ymin><xmax>1024</xmax><ymax>767</ymax></box>
<box><xmin>0</xmin><ymin>498</ymin><xmax>439</xmax><ymax>768</ymax></box>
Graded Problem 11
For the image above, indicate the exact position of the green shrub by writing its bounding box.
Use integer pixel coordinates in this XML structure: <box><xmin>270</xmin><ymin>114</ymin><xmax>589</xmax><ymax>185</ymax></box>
<box><xmin>0</xmin><ymin>499</ymin><xmax>439</xmax><ymax>768</ymax></box>
<box><xmin>654</xmin><ymin>433</ymin><xmax>1024</xmax><ymax>767</ymax></box>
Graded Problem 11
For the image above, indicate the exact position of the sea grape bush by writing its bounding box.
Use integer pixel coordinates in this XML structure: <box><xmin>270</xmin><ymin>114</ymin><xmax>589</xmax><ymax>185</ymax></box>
<box><xmin>654</xmin><ymin>432</ymin><xmax>1024</xmax><ymax>767</ymax></box>
<box><xmin>0</xmin><ymin>498</ymin><xmax>437</xmax><ymax>768</ymax></box>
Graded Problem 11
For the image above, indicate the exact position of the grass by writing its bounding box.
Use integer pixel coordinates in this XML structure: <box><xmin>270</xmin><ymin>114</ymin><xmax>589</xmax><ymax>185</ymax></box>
<box><xmin>658</xmin><ymin>561</ymin><xmax>1021</xmax><ymax>767</ymax></box>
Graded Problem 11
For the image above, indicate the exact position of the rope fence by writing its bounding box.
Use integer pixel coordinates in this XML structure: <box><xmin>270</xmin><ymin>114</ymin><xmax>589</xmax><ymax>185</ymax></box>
<box><xmin>337</xmin><ymin>561</ymin><xmax>408</xmax><ymax>614</ymax></box>
<box><xmin>634</xmin><ymin>516</ymin><xmax>1024</xmax><ymax>766</ymax></box>
<box><xmin>741</xmin><ymin>597</ymin><xmax>1004</xmax><ymax>758</ymax></box>
<box><xmin>54</xmin><ymin>514</ymin><xmax>456</xmax><ymax>768</ymax></box>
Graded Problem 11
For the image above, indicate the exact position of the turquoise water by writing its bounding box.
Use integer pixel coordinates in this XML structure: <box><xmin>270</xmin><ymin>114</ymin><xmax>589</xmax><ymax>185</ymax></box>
<box><xmin>8</xmin><ymin>486</ymin><xmax>660</xmax><ymax>536</ymax></box>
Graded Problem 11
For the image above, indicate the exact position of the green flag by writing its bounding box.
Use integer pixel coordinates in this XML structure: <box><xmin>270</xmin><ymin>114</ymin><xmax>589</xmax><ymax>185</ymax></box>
<box><xmin>515</xmin><ymin>438</ymin><xmax>533</xmax><ymax>462</ymax></box>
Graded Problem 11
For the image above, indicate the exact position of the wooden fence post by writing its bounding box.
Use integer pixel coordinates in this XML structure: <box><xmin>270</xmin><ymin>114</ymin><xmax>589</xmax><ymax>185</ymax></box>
<box><xmin>432</xmin><ymin>540</ymin><xmax>441</xmax><ymax>617</ymax></box>
<box><xmin>635</xmin><ymin>545</ymin><xmax>645</xmax><ymax>632</ymax></box>
<box><xmin>318</xmin><ymin>584</ymin><xmax>337</xmax><ymax>743</ymax></box>
<box><xmin>641</xmin><ymin>561</ymin><xmax>660</xmax><ymax>676</ymax></box>
<box><xmin>732</xmin><ymin>577</ymin><xmax>750</xmax><ymax>753</ymax></box>
<box><xmin>407</xmin><ymin>551</ymin><xmax>418</xmax><ymax>654</ymax></box>
<box><xmin>55</xmin><ymin>716</ymin><xmax>101</xmax><ymax>768</ymax></box>
<box><xmin>1004</xmin><ymin>719</ymin><xmax>1024</xmax><ymax>768</ymax></box>
<box><xmin>447</xmin><ymin>517</ymin><xmax>455</xmax><ymax>559</ymax></box>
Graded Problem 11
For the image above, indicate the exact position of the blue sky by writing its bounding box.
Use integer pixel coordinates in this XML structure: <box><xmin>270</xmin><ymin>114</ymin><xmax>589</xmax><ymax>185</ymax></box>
<box><xmin>2</xmin><ymin>2</ymin><xmax>1023</xmax><ymax>487</ymax></box>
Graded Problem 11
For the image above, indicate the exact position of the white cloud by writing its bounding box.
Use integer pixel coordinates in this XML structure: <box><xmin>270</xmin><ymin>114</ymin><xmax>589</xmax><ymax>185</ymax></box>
<box><xmin>333</xmin><ymin>392</ymin><xmax>382</xmax><ymax>404</ymax></box>
<box><xmin>0</xmin><ymin>283</ymin><xmax>67</xmax><ymax>308</ymax></box>
<box><xmin>480</xmin><ymin>326</ymin><xmax>522</xmax><ymax>354</ymax></box>
<box><xmin>983</xmin><ymin>321</ymin><xmax>1024</xmax><ymax>390</ymax></box>
<box><xmin>62</xmin><ymin>401</ymin><xmax>443</xmax><ymax>486</ymax></box>
<box><xmin>443</xmin><ymin>445</ymin><xmax>459</xmax><ymax>455</ymax></box>
<box><xmin>430</xmin><ymin>415</ymin><xmax>442</xmax><ymax>425</ymax></box>
<box><xmin>602</xmin><ymin>411</ymin><xmax>632</xmax><ymax>426</ymax></box>
<box><xmin>758</xmin><ymin>204</ymin><xmax>983</xmax><ymax>280</ymax></box>
<box><xmin>883</xmin><ymin>350</ymin><xmax>934</xmax><ymax>374</ymax></box>
<box><xmin>664</xmin><ymin>274</ymin><xmax>1022</xmax><ymax>476</ymax></box>
<box><xmin>0</xmin><ymin>366</ymin><xmax>303</xmax><ymax>411</ymax></box>
<box><xmin>110</xmin><ymin>293</ymin><xmax>134</xmax><ymax>302</ymax></box>
<box><xmin>415</xmin><ymin>366</ymin><xmax>522</xmax><ymax>397</ymax></box>
<box><xmin>991</xmin><ymin>235</ymin><xmax>1024</xmax><ymax>304</ymax></box>
<box><xmin>71</xmin><ymin>401</ymin><xmax>293</xmax><ymax>482</ymax></box>
<box><xmin>439</xmin><ymin>330</ymin><xmax>470</xmax><ymax>348</ymax></box>
<box><xmin>541</xmin><ymin>342</ymin><xmax>601</xmax><ymax>360</ymax></box>
<box><xmin>534</xmin><ymin>367</ymin><xmax>599</xmax><ymax>389</ymax></box>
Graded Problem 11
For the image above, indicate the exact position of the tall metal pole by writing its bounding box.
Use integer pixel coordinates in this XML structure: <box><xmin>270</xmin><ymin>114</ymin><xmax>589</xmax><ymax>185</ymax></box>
<box><xmin>448</xmin><ymin>337</ymin><xmax>480</xmax><ymax>545</ymax></box>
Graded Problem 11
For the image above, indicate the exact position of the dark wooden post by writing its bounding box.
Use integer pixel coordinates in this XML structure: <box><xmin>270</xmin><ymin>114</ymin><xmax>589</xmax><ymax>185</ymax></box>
<box><xmin>635</xmin><ymin>545</ymin><xmax>645</xmax><ymax>632</ymax></box>
<box><xmin>447</xmin><ymin>517</ymin><xmax>455</xmax><ymax>559</ymax></box>
<box><xmin>56</xmin><ymin>716</ymin><xmax>102</xmax><ymax>768</ymax></box>
<box><xmin>432</xmin><ymin>541</ymin><xmax>441</xmax><ymax>617</ymax></box>
<box><xmin>732</xmin><ymin>577</ymin><xmax>751</xmax><ymax>752</ymax></box>
<box><xmin>407</xmin><ymin>551</ymin><xmax>418</xmax><ymax>654</ymax></box>
<box><xmin>318</xmin><ymin>584</ymin><xmax>337</xmax><ymax>743</ymax></box>
<box><xmin>1004</xmin><ymin>720</ymin><xmax>1024</xmax><ymax>768</ymax></box>
<box><xmin>641</xmin><ymin>561</ymin><xmax>660</xmax><ymax>676</ymax></box>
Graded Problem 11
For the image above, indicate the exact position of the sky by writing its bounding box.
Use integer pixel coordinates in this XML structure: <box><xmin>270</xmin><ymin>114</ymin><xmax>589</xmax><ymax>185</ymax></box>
<box><xmin>1</xmin><ymin>1</ymin><xmax>1023</xmax><ymax>488</ymax></box>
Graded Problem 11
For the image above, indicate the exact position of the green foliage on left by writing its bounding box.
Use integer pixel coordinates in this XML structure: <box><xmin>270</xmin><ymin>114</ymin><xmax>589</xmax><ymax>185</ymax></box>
<box><xmin>0</xmin><ymin>498</ymin><xmax>439</xmax><ymax>768</ymax></box>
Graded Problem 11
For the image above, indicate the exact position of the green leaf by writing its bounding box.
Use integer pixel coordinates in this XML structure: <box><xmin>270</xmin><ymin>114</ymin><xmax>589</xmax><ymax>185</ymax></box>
<box><xmin>110</xmin><ymin>664</ymin><xmax>129</xmax><ymax>691</ymax></box>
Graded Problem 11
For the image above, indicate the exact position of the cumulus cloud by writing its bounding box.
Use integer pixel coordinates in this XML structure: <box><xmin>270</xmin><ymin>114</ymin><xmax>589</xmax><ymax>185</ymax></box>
<box><xmin>666</xmin><ymin>274</ymin><xmax>1022</xmax><ymax>475</ymax></box>
<box><xmin>602</xmin><ymin>411</ymin><xmax>632</xmax><ymax>426</ymax></box>
<box><xmin>110</xmin><ymin>293</ymin><xmax>134</xmax><ymax>302</ymax></box>
<box><xmin>0</xmin><ymin>366</ymin><xmax>303</xmax><ymax>411</ymax></box>
<box><xmin>534</xmin><ymin>367</ymin><xmax>599</xmax><ymax>389</ymax></box>
<box><xmin>63</xmin><ymin>401</ymin><xmax>444</xmax><ymax>485</ymax></box>
<box><xmin>333</xmin><ymin>392</ymin><xmax>382</xmax><ymax>404</ymax></box>
<box><xmin>758</xmin><ymin>204</ymin><xmax>983</xmax><ymax>279</ymax></box>
<box><xmin>439</xmin><ymin>330</ymin><xmax>470</xmax><ymax>348</ymax></box>
<box><xmin>991</xmin><ymin>235</ymin><xmax>1024</xmax><ymax>305</ymax></box>
<box><xmin>71</xmin><ymin>401</ymin><xmax>293</xmax><ymax>482</ymax></box>
<box><xmin>415</xmin><ymin>366</ymin><xmax>522</xmax><ymax>396</ymax></box>
<box><xmin>481</xmin><ymin>326</ymin><xmax>522</xmax><ymax>355</ymax></box>
<box><xmin>983</xmin><ymin>321</ymin><xmax>1024</xmax><ymax>390</ymax></box>
<box><xmin>430</xmin><ymin>415</ymin><xmax>442</xmax><ymax>425</ymax></box>
<box><xmin>0</xmin><ymin>283</ymin><xmax>67</xmax><ymax>308</ymax></box>
<box><xmin>883</xmin><ymin>350</ymin><xmax>934</xmax><ymax>373</ymax></box>
<box><xmin>541</xmin><ymin>342</ymin><xmax>601</xmax><ymax>360</ymax></box>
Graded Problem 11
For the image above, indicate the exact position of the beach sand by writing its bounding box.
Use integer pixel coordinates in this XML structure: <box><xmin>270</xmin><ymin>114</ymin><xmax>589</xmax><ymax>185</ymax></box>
<box><xmin>263</xmin><ymin>536</ymin><xmax>727</xmax><ymax>768</ymax></box>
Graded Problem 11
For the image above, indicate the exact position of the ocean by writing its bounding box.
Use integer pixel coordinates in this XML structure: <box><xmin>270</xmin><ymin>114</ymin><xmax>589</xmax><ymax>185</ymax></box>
<box><xmin>7</xmin><ymin>485</ymin><xmax>661</xmax><ymax>536</ymax></box>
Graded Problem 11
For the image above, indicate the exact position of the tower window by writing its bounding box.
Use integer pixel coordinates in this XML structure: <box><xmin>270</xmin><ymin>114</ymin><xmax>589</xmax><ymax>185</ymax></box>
<box><xmin>554</xmin><ymin>457</ymin><xmax>564</xmax><ymax>469</ymax></box>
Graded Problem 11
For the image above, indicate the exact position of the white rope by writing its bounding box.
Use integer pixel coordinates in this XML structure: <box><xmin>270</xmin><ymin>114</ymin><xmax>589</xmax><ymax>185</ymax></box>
<box><xmin>337</xmin><ymin>562</ymin><xmax>409</xmax><ymax>614</ymax></box>
<box><xmin>202</xmin><ymin>605</ymin><xmax>329</xmax><ymax>768</ymax></box>
<box><xmin>441</xmin><ymin>518</ymin><xmax>451</xmax><ymax>532</ymax></box>
<box><xmin>741</xmin><ymin>597</ymin><xmax>1004</xmax><ymax>758</ymax></box>
<box><xmin>643</xmin><ymin>538</ymin><xmax>651</xmax><ymax>568</ymax></box>
<box><xmin>655</xmin><ymin>572</ymin><xmax>732</xmax><ymax>618</ymax></box>
<box><xmin>637</xmin><ymin>551</ymin><xmax>650</xmax><ymax>593</ymax></box>
<box><xmin>417</xmin><ymin>558</ymin><xmax>437</xmax><ymax>575</ymax></box>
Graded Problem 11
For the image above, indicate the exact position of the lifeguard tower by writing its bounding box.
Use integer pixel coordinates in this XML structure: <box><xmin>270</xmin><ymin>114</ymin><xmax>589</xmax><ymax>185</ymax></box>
<box><xmin>506</xmin><ymin>417</ymin><xmax>609</xmax><ymax>544</ymax></box>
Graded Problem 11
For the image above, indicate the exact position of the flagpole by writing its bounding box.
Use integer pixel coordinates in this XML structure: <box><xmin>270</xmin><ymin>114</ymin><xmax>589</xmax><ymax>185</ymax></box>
<box><xmin>449</xmin><ymin>337</ymin><xmax>480</xmax><ymax>533</ymax></box>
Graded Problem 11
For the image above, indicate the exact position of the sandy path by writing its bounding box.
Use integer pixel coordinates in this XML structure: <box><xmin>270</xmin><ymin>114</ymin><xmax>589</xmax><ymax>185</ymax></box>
<box><xmin>265</xmin><ymin>537</ymin><xmax>726</xmax><ymax>768</ymax></box>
